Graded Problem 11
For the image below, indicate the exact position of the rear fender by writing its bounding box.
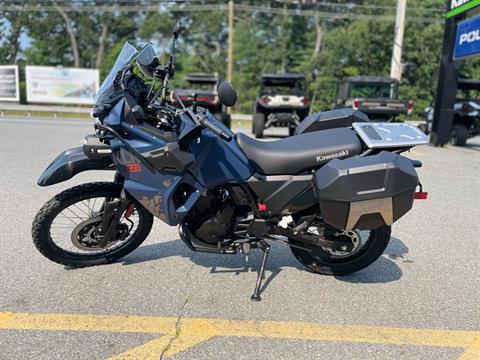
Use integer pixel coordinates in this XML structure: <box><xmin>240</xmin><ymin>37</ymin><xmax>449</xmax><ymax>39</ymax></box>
<box><xmin>37</xmin><ymin>147</ymin><xmax>114</xmax><ymax>187</ymax></box>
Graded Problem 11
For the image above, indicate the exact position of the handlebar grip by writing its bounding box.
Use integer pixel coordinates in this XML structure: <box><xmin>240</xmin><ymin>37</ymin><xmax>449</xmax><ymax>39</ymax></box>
<box><xmin>202</xmin><ymin>118</ymin><xmax>232</xmax><ymax>141</ymax></box>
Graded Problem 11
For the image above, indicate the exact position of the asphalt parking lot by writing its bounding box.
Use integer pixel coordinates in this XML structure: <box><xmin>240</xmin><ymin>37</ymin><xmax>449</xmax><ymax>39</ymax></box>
<box><xmin>1</xmin><ymin>116</ymin><xmax>479</xmax><ymax>359</ymax></box>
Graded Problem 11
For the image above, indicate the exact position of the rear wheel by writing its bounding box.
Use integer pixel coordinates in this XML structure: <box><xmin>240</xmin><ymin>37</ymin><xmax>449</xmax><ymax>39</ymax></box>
<box><xmin>32</xmin><ymin>182</ymin><xmax>153</xmax><ymax>267</ymax></box>
<box><xmin>254</xmin><ymin>113</ymin><xmax>265</xmax><ymax>138</ymax></box>
<box><xmin>290</xmin><ymin>225</ymin><xmax>391</xmax><ymax>276</ymax></box>
<box><xmin>289</xmin><ymin>127</ymin><xmax>296</xmax><ymax>136</ymax></box>
<box><xmin>451</xmin><ymin>124</ymin><xmax>468</xmax><ymax>146</ymax></box>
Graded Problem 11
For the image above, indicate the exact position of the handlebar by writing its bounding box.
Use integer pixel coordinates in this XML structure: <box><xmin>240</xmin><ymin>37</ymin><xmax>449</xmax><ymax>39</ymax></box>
<box><xmin>198</xmin><ymin>115</ymin><xmax>232</xmax><ymax>141</ymax></box>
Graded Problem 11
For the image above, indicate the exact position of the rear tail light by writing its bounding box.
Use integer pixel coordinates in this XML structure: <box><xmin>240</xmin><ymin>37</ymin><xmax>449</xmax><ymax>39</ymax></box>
<box><xmin>353</xmin><ymin>98</ymin><xmax>359</xmax><ymax>110</ymax></box>
<box><xmin>462</xmin><ymin>102</ymin><xmax>470</xmax><ymax>113</ymax></box>
<box><xmin>260</xmin><ymin>95</ymin><xmax>271</xmax><ymax>105</ymax></box>
<box><xmin>407</xmin><ymin>101</ymin><xmax>414</xmax><ymax>115</ymax></box>
<box><xmin>302</xmin><ymin>97</ymin><xmax>311</xmax><ymax>106</ymax></box>
<box><xmin>414</xmin><ymin>192</ymin><xmax>428</xmax><ymax>200</ymax></box>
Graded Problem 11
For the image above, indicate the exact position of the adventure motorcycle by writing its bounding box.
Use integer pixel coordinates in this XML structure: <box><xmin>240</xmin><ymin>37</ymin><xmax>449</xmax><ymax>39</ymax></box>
<box><xmin>32</xmin><ymin>25</ymin><xmax>429</xmax><ymax>301</ymax></box>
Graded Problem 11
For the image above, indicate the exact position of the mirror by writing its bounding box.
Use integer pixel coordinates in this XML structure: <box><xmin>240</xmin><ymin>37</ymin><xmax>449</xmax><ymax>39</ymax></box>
<box><xmin>173</xmin><ymin>22</ymin><xmax>183</xmax><ymax>39</ymax></box>
<box><xmin>136</xmin><ymin>43</ymin><xmax>159</xmax><ymax>78</ymax></box>
<box><xmin>217</xmin><ymin>81</ymin><xmax>237</xmax><ymax>107</ymax></box>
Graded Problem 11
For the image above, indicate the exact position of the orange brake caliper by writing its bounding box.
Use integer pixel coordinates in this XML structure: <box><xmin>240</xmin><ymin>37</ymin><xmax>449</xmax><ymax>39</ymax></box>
<box><xmin>124</xmin><ymin>203</ymin><xmax>136</xmax><ymax>218</ymax></box>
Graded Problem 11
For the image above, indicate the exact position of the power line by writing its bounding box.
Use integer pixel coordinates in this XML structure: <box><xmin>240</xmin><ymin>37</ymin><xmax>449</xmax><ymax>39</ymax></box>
<box><xmin>274</xmin><ymin>0</ymin><xmax>444</xmax><ymax>14</ymax></box>
<box><xmin>0</xmin><ymin>2</ymin><xmax>443</xmax><ymax>23</ymax></box>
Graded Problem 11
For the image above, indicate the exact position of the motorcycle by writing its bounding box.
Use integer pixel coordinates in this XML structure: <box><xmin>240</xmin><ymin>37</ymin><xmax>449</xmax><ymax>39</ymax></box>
<box><xmin>32</xmin><ymin>25</ymin><xmax>429</xmax><ymax>301</ymax></box>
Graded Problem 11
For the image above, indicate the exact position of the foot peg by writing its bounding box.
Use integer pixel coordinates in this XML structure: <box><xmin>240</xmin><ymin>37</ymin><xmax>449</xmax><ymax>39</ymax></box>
<box><xmin>251</xmin><ymin>240</ymin><xmax>270</xmax><ymax>301</ymax></box>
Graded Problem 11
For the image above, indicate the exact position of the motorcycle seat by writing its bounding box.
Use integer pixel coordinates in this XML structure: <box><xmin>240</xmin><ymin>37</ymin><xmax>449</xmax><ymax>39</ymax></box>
<box><xmin>236</xmin><ymin>128</ymin><xmax>363</xmax><ymax>175</ymax></box>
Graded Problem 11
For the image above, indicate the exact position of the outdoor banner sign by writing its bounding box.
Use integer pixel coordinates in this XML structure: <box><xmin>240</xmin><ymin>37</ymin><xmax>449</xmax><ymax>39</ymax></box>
<box><xmin>25</xmin><ymin>66</ymin><xmax>99</xmax><ymax>105</ymax></box>
<box><xmin>0</xmin><ymin>65</ymin><xmax>20</xmax><ymax>102</ymax></box>
<box><xmin>454</xmin><ymin>15</ymin><xmax>480</xmax><ymax>59</ymax></box>
<box><xmin>447</xmin><ymin>0</ymin><xmax>480</xmax><ymax>18</ymax></box>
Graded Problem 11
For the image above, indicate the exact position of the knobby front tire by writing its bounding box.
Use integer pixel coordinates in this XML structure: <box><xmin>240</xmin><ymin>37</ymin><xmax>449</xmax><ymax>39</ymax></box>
<box><xmin>32</xmin><ymin>182</ymin><xmax>153</xmax><ymax>267</ymax></box>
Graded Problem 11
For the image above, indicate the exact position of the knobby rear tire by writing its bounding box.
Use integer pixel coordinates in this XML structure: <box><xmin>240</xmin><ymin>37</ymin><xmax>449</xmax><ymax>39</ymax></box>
<box><xmin>290</xmin><ymin>225</ymin><xmax>391</xmax><ymax>276</ymax></box>
<box><xmin>32</xmin><ymin>182</ymin><xmax>153</xmax><ymax>267</ymax></box>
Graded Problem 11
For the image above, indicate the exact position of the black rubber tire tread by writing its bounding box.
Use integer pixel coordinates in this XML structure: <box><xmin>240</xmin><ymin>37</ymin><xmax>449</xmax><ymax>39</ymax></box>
<box><xmin>32</xmin><ymin>182</ymin><xmax>153</xmax><ymax>267</ymax></box>
<box><xmin>290</xmin><ymin>225</ymin><xmax>391</xmax><ymax>276</ymax></box>
<box><xmin>452</xmin><ymin>124</ymin><xmax>468</xmax><ymax>146</ymax></box>
<box><xmin>254</xmin><ymin>113</ymin><xmax>265</xmax><ymax>138</ymax></box>
<box><xmin>289</xmin><ymin>127</ymin><xmax>296</xmax><ymax>136</ymax></box>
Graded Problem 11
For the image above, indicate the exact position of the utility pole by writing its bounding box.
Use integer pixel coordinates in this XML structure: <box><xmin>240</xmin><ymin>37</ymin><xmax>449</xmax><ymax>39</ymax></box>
<box><xmin>227</xmin><ymin>0</ymin><xmax>234</xmax><ymax>83</ymax></box>
<box><xmin>390</xmin><ymin>0</ymin><xmax>407</xmax><ymax>80</ymax></box>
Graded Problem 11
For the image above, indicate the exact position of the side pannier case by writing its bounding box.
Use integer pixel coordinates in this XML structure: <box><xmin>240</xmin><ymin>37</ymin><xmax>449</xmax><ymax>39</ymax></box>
<box><xmin>313</xmin><ymin>151</ymin><xmax>419</xmax><ymax>230</ymax></box>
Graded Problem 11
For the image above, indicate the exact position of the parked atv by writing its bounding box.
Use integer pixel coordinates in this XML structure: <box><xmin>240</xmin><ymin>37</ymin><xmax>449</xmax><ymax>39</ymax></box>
<box><xmin>172</xmin><ymin>72</ymin><xmax>231</xmax><ymax>128</ymax></box>
<box><xmin>335</xmin><ymin>76</ymin><xmax>413</xmax><ymax>122</ymax></box>
<box><xmin>422</xmin><ymin>79</ymin><xmax>480</xmax><ymax>146</ymax></box>
<box><xmin>252</xmin><ymin>73</ymin><xmax>311</xmax><ymax>138</ymax></box>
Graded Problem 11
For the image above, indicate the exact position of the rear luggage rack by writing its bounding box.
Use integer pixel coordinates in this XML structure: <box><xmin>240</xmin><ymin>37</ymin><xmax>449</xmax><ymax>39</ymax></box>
<box><xmin>353</xmin><ymin>122</ymin><xmax>429</xmax><ymax>148</ymax></box>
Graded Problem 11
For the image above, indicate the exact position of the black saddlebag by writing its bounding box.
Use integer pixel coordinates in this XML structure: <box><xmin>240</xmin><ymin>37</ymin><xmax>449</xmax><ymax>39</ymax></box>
<box><xmin>313</xmin><ymin>151</ymin><xmax>419</xmax><ymax>230</ymax></box>
<box><xmin>296</xmin><ymin>108</ymin><xmax>369</xmax><ymax>135</ymax></box>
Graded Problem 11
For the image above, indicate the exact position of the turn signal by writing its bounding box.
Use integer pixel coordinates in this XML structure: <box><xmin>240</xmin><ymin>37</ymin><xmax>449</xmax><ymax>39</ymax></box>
<box><xmin>414</xmin><ymin>192</ymin><xmax>428</xmax><ymax>200</ymax></box>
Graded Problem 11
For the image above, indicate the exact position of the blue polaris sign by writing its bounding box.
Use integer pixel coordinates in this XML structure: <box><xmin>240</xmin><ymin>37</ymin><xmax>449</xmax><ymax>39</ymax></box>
<box><xmin>454</xmin><ymin>16</ymin><xmax>480</xmax><ymax>60</ymax></box>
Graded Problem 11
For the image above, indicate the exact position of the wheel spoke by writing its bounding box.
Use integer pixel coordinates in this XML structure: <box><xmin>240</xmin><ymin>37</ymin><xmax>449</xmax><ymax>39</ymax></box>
<box><xmin>49</xmin><ymin>194</ymin><xmax>141</xmax><ymax>256</ymax></box>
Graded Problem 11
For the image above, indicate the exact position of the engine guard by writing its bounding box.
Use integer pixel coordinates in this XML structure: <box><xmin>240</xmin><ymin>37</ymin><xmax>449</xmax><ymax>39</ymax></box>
<box><xmin>37</xmin><ymin>147</ymin><xmax>114</xmax><ymax>187</ymax></box>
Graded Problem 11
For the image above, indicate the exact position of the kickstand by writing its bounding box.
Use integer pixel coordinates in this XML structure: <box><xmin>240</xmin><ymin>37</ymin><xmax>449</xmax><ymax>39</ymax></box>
<box><xmin>251</xmin><ymin>240</ymin><xmax>271</xmax><ymax>301</ymax></box>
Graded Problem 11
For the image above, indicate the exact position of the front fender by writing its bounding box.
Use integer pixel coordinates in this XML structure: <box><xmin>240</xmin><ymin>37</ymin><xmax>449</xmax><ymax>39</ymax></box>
<box><xmin>38</xmin><ymin>147</ymin><xmax>114</xmax><ymax>186</ymax></box>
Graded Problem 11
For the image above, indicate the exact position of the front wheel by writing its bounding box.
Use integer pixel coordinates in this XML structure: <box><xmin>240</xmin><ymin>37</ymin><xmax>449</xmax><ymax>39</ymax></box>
<box><xmin>290</xmin><ymin>225</ymin><xmax>391</xmax><ymax>276</ymax></box>
<box><xmin>32</xmin><ymin>182</ymin><xmax>153</xmax><ymax>267</ymax></box>
<box><xmin>254</xmin><ymin>113</ymin><xmax>265</xmax><ymax>138</ymax></box>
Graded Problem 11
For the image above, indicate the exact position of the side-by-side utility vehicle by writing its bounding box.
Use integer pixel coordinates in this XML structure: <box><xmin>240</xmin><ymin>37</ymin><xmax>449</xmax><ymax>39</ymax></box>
<box><xmin>252</xmin><ymin>73</ymin><xmax>311</xmax><ymax>138</ymax></box>
<box><xmin>422</xmin><ymin>79</ymin><xmax>480</xmax><ymax>146</ymax></box>
<box><xmin>172</xmin><ymin>72</ymin><xmax>231</xmax><ymax>128</ymax></box>
<box><xmin>335</xmin><ymin>76</ymin><xmax>413</xmax><ymax>122</ymax></box>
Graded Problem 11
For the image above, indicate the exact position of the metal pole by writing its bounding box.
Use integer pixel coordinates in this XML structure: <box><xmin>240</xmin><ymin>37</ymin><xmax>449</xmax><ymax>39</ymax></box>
<box><xmin>390</xmin><ymin>0</ymin><xmax>407</xmax><ymax>80</ymax></box>
<box><xmin>227</xmin><ymin>0</ymin><xmax>234</xmax><ymax>83</ymax></box>
<box><xmin>430</xmin><ymin>8</ymin><xmax>460</xmax><ymax>146</ymax></box>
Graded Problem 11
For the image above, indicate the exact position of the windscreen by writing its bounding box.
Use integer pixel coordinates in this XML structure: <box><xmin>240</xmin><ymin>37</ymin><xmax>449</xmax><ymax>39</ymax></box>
<box><xmin>94</xmin><ymin>42</ymin><xmax>137</xmax><ymax>103</ymax></box>
<box><xmin>261</xmin><ymin>78</ymin><xmax>306</xmax><ymax>96</ymax></box>
<box><xmin>349</xmin><ymin>83</ymin><xmax>397</xmax><ymax>99</ymax></box>
<box><xmin>186</xmin><ymin>81</ymin><xmax>216</xmax><ymax>91</ymax></box>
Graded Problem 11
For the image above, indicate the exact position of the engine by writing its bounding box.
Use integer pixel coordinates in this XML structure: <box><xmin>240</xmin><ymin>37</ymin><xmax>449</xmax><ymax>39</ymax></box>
<box><xmin>189</xmin><ymin>189</ymin><xmax>235</xmax><ymax>244</ymax></box>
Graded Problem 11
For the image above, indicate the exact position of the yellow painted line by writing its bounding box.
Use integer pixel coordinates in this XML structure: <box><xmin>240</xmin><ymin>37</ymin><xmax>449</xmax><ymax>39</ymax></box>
<box><xmin>210</xmin><ymin>319</ymin><xmax>478</xmax><ymax>348</ymax></box>
<box><xmin>0</xmin><ymin>311</ymin><xmax>479</xmax><ymax>359</ymax></box>
<box><xmin>110</xmin><ymin>334</ymin><xmax>173</xmax><ymax>359</ymax></box>
<box><xmin>459</xmin><ymin>336</ymin><xmax>480</xmax><ymax>360</ymax></box>
<box><xmin>0</xmin><ymin>311</ymin><xmax>176</xmax><ymax>333</ymax></box>
<box><xmin>112</xmin><ymin>319</ymin><xmax>220</xmax><ymax>359</ymax></box>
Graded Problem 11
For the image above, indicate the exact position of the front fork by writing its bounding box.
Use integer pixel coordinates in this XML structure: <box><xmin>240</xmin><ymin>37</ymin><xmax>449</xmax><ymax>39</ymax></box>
<box><xmin>98</xmin><ymin>173</ymin><xmax>130</xmax><ymax>247</ymax></box>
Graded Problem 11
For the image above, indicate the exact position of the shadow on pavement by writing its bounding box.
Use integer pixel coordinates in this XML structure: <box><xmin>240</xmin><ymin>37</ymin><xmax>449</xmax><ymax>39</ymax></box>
<box><xmin>336</xmin><ymin>237</ymin><xmax>407</xmax><ymax>284</ymax></box>
<box><xmin>461</xmin><ymin>142</ymin><xmax>480</xmax><ymax>152</ymax></box>
<box><xmin>118</xmin><ymin>236</ymin><xmax>407</xmax><ymax>286</ymax></box>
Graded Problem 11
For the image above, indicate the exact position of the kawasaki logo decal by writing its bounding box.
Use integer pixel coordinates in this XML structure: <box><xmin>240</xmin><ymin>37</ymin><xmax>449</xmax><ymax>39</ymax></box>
<box><xmin>316</xmin><ymin>149</ymin><xmax>349</xmax><ymax>162</ymax></box>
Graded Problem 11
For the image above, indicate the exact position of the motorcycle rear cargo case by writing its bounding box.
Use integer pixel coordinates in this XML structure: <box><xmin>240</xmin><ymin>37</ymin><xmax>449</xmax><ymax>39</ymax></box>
<box><xmin>313</xmin><ymin>151</ymin><xmax>419</xmax><ymax>230</ymax></box>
